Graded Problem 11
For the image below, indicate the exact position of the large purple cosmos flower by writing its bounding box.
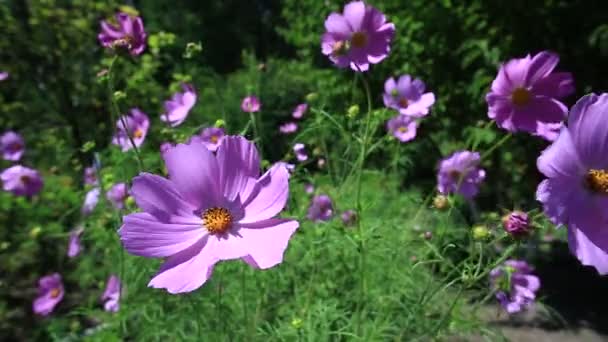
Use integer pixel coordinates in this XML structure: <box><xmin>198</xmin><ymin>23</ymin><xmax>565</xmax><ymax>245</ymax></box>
<box><xmin>196</xmin><ymin>127</ymin><xmax>225</xmax><ymax>152</ymax></box>
<box><xmin>307</xmin><ymin>194</ymin><xmax>334</xmax><ymax>222</ymax></box>
<box><xmin>118</xmin><ymin>136</ymin><xmax>299</xmax><ymax>293</ymax></box>
<box><xmin>321</xmin><ymin>1</ymin><xmax>395</xmax><ymax>72</ymax></box>
<box><xmin>386</xmin><ymin>115</ymin><xmax>417</xmax><ymax>142</ymax></box>
<box><xmin>437</xmin><ymin>151</ymin><xmax>486</xmax><ymax>199</ymax></box>
<box><xmin>1</xmin><ymin>165</ymin><xmax>43</xmax><ymax>196</ymax></box>
<box><xmin>98</xmin><ymin>12</ymin><xmax>146</xmax><ymax>56</ymax></box>
<box><xmin>536</xmin><ymin>93</ymin><xmax>608</xmax><ymax>274</ymax></box>
<box><xmin>101</xmin><ymin>275</ymin><xmax>121</xmax><ymax>312</ymax></box>
<box><xmin>1</xmin><ymin>131</ymin><xmax>25</xmax><ymax>161</ymax></box>
<box><xmin>241</xmin><ymin>96</ymin><xmax>261</xmax><ymax>113</ymax></box>
<box><xmin>486</xmin><ymin>51</ymin><xmax>574</xmax><ymax>139</ymax></box>
<box><xmin>490</xmin><ymin>260</ymin><xmax>540</xmax><ymax>314</ymax></box>
<box><xmin>112</xmin><ymin>108</ymin><xmax>149</xmax><ymax>152</ymax></box>
<box><xmin>106</xmin><ymin>183</ymin><xmax>129</xmax><ymax>210</ymax></box>
<box><xmin>383</xmin><ymin>75</ymin><xmax>436</xmax><ymax>117</ymax></box>
<box><xmin>33</xmin><ymin>273</ymin><xmax>64</xmax><ymax>316</ymax></box>
<box><xmin>292</xmin><ymin>103</ymin><xmax>308</xmax><ymax>119</ymax></box>
<box><xmin>160</xmin><ymin>84</ymin><xmax>197</xmax><ymax>127</ymax></box>
<box><xmin>67</xmin><ymin>227</ymin><xmax>84</xmax><ymax>258</ymax></box>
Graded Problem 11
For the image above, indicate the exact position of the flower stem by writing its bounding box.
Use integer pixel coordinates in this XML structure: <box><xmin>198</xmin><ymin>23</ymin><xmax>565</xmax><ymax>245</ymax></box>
<box><xmin>249</xmin><ymin>112</ymin><xmax>263</xmax><ymax>157</ymax></box>
<box><xmin>241</xmin><ymin>266</ymin><xmax>251</xmax><ymax>341</ymax></box>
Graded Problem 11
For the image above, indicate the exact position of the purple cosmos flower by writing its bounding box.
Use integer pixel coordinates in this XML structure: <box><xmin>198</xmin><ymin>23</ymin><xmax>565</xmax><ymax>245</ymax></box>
<box><xmin>67</xmin><ymin>227</ymin><xmax>84</xmax><ymax>258</ymax></box>
<box><xmin>321</xmin><ymin>1</ymin><xmax>395</xmax><ymax>72</ymax></box>
<box><xmin>307</xmin><ymin>194</ymin><xmax>334</xmax><ymax>222</ymax></box>
<box><xmin>490</xmin><ymin>260</ymin><xmax>540</xmax><ymax>314</ymax></box>
<box><xmin>341</xmin><ymin>210</ymin><xmax>357</xmax><ymax>227</ymax></box>
<box><xmin>279</xmin><ymin>122</ymin><xmax>298</xmax><ymax>135</ymax></box>
<box><xmin>383</xmin><ymin>75</ymin><xmax>436</xmax><ymax>117</ymax></box>
<box><xmin>112</xmin><ymin>108</ymin><xmax>149</xmax><ymax>152</ymax></box>
<box><xmin>486</xmin><ymin>51</ymin><xmax>575</xmax><ymax>139</ymax></box>
<box><xmin>118</xmin><ymin>136</ymin><xmax>299</xmax><ymax>293</ymax></box>
<box><xmin>98</xmin><ymin>12</ymin><xmax>146</xmax><ymax>56</ymax></box>
<box><xmin>292</xmin><ymin>103</ymin><xmax>308</xmax><ymax>119</ymax></box>
<box><xmin>305</xmin><ymin>183</ymin><xmax>314</xmax><ymax>194</ymax></box>
<box><xmin>106</xmin><ymin>183</ymin><xmax>129</xmax><ymax>210</ymax></box>
<box><xmin>160</xmin><ymin>84</ymin><xmax>197</xmax><ymax>127</ymax></box>
<box><xmin>198</xmin><ymin>127</ymin><xmax>225</xmax><ymax>152</ymax></box>
<box><xmin>502</xmin><ymin>211</ymin><xmax>531</xmax><ymax>237</ymax></box>
<box><xmin>536</xmin><ymin>93</ymin><xmax>608</xmax><ymax>274</ymax></box>
<box><xmin>101</xmin><ymin>275</ymin><xmax>121</xmax><ymax>312</ymax></box>
<box><xmin>33</xmin><ymin>273</ymin><xmax>64</xmax><ymax>316</ymax></box>
<box><xmin>1</xmin><ymin>165</ymin><xmax>43</xmax><ymax>196</ymax></box>
<box><xmin>1</xmin><ymin>131</ymin><xmax>25</xmax><ymax>161</ymax></box>
<box><xmin>437</xmin><ymin>151</ymin><xmax>486</xmax><ymax>199</ymax></box>
<box><xmin>81</xmin><ymin>187</ymin><xmax>100</xmax><ymax>216</ymax></box>
<box><xmin>0</xmin><ymin>72</ymin><xmax>9</xmax><ymax>81</ymax></box>
<box><xmin>293</xmin><ymin>143</ymin><xmax>308</xmax><ymax>162</ymax></box>
<box><xmin>84</xmin><ymin>166</ymin><xmax>98</xmax><ymax>186</ymax></box>
<box><xmin>386</xmin><ymin>115</ymin><xmax>418</xmax><ymax>142</ymax></box>
<box><xmin>241</xmin><ymin>96</ymin><xmax>261</xmax><ymax>113</ymax></box>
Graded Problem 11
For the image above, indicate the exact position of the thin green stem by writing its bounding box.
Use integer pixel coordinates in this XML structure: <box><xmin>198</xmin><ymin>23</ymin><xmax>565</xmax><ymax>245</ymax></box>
<box><xmin>481</xmin><ymin>133</ymin><xmax>512</xmax><ymax>161</ymax></box>
<box><xmin>241</xmin><ymin>266</ymin><xmax>251</xmax><ymax>341</ymax></box>
<box><xmin>249</xmin><ymin>112</ymin><xmax>262</xmax><ymax>156</ymax></box>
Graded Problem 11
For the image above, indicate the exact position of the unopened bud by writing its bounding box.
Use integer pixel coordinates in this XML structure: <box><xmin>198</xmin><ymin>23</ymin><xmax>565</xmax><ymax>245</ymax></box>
<box><xmin>502</xmin><ymin>211</ymin><xmax>531</xmax><ymax>237</ymax></box>
<box><xmin>305</xmin><ymin>92</ymin><xmax>319</xmax><ymax>103</ymax></box>
<box><xmin>347</xmin><ymin>105</ymin><xmax>360</xmax><ymax>118</ymax></box>
<box><xmin>472</xmin><ymin>225</ymin><xmax>491</xmax><ymax>241</ymax></box>
<box><xmin>433</xmin><ymin>195</ymin><xmax>449</xmax><ymax>210</ymax></box>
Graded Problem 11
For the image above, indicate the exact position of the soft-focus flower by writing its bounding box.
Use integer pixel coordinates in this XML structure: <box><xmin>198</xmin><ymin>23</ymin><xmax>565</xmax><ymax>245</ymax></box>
<box><xmin>502</xmin><ymin>211</ymin><xmax>531</xmax><ymax>237</ymax></box>
<box><xmin>279</xmin><ymin>122</ymin><xmax>298</xmax><ymax>134</ymax></box>
<box><xmin>386</xmin><ymin>115</ymin><xmax>417</xmax><ymax>142</ymax></box>
<box><xmin>84</xmin><ymin>166</ymin><xmax>98</xmax><ymax>186</ymax></box>
<box><xmin>1</xmin><ymin>131</ymin><xmax>25</xmax><ymax>161</ymax></box>
<box><xmin>98</xmin><ymin>12</ymin><xmax>146</xmax><ymax>56</ymax></box>
<box><xmin>321</xmin><ymin>1</ymin><xmax>395</xmax><ymax>71</ymax></box>
<box><xmin>1</xmin><ymin>165</ymin><xmax>43</xmax><ymax>196</ymax></box>
<box><xmin>486</xmin><ymin>51</ymin><xmax>574</xmax><ymax>139</ymax></box>
<box><xmin>33</xmin><ymin>273</ymin><xmax>64</xmax><ymax>316</ymax></box>
<box><xmin>101</xmin><ymin>275</ymin><xmax>121</xmax><ymax>312</ymax></box>
<box><xmin>241</xmin><ymin>96</ymin><xmax>261</xmax><ymax>113</ymax></box>
<box><xmin>536</xmin><ymin>93</ymin><xmax>608</xmax><ymax>274</ymax></box>
<box><xmin>160</xmin><ymin>84</ymin><xmax>197</xmax><ymax>127</ymax></box>
<box><xmin>118</xmin><ymin>136</ymin><xmax>299</xmax><ymax>293</ymax></box>
<box><xmin>305</xmin><ymin>183</ymin><xmax>315</xmax><ymax>194</ymax></box>
<box><xmin>67</xmin><ymin>227</ymin><xmax>84</xmax><ymax>258</ymax></box>
<box><xmin>0</xmin><ymin>72</ymin><xmax>9</xmax><ymax>81</ymax></box>
<box><xmin>81</xmin><ymin>187</ymin><xmax>100</xmax><ymax>216</ymax></box>
<box><xmin>293</xmin><ymin>143</ymin><xmax>308</xmax><ymax>162</ymax></box>
<box><xmin>383</xmin><ymin>75</ymin><xmax>436</xmax><ymax>117</ymax></box>
<box><xmin>106</xmin><ymin>183</ymin><xmax>129</xmax><ymax>210</ymax></box>
<box><xmin>341</xmin><ymin>210</ymin><xmax>357</xmax><ymax>226</ymax></box>
<box><xmin>112</xmin><ymin>108</ymin><xmax>149</xmax><ymax>152</ymax></box>
<box><xmin>292</xmin><ymin>104</ymin><xmax>308</xmax><ymax>119</ymax></box>
<box><xmin>437</xmin><ymin>151</ymin><xmax>486</xmax><ymax>199</ymax></box>
<box><xmin>195</xmin><ymin>127</ymin><xmax>225</xmax><ymax>152</ymax></box>
<box><xmin>307</xmin><ymin>194</ymin><xmax>334</xmax><ymax>222</ymax></box>
<box><xmin>317</xmin><ymin>158</ymin><xmax>326</xmax><ymax>169</ymax></box>
<box><xmin>490</xmin><ymin>260</ymin><xmax>540</xmax><ymax>314</ymax></box>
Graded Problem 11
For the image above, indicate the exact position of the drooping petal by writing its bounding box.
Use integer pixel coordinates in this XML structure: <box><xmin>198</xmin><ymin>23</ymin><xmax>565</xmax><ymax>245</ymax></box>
<box><xmin>237</xmin><ymin>219</ymin><xmax>299</xmax><ymax>269</ymax></box>
<box><xmin>239</xmin><ymin>163</ymin><xmax>290</xmax><ymax>224</ymax></box>
<box><xmin>568</xmin><ymin>227</ymin><xmax>608</xmax><ymax>275</ymax></box>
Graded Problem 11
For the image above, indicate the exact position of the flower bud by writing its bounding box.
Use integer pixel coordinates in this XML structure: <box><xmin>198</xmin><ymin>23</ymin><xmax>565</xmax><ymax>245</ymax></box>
<box><xmin>502</xmin><ymin>211</ymin><xmax>531</xmax><ymax>237</ymax></box>
<box><xmin>433</xmin><ymin>195</ymin><xmax>449</xmax><ymax>210</ymax></box>
<box><xmin>472</xmin><ymin>225</ymin><xmax>491</xmax><ymax>241</ymax></box>
<box><xmin>347</xmin><ymin>104</ymin><xmax>360</xmax><ymax>118</ymax></box>
<box><xmin>305</xmin><ymin>92</ymin><xmax>319</xmax><ymax>103</ymax></box>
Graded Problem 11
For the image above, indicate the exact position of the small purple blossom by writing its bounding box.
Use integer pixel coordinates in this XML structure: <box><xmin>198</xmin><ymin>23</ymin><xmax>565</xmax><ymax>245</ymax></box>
<box><xmin>84</xmin><ymin>166</ymin><xmax>98</xmax><ymax>186</ymax></box>
<box><xmin>386</xmin><ymin>115</ymin><xmax>418</xmax><ymax>142</ymax></box>
<box><xmin>198</xmin><ymin>127</ymin><xmax>225</xmax><ymax>152</ymax></box>
<box><xmin>321</xmin><ymin>1</ymin><xmax>395</xmax><ymax>72</ymax></box>
<box><xmin>241</xmin><ymin>96</ymin><xmax>261</xmax><ymax>113</ymax></box>
<box><xmin>160</xmin><ymin>84</ymin><xmax>197</xmax><ymax>127</ymax></box>
<box><xmin>81</xmin><ymin>187</ymin><xmax>100</xmax><ymax>216</ymax></box>
<box><xmin>98</xmin><ymin>12</ymin><xmax>147</xmax><ymax>56</ymax></box>
<box><xmin>305</xmin><ymin>183</ymin><xmax>315</xmax><ymax>194</ymax></box>
<box><xmin>33</xmin><ymin>273</ymin><xmax>64</xmax><ymax>316</ymax></box>
<box><xmin>307</xmin><ymin>194</ymin><xmax>334</xmax><ymax>222</ymax></box>
<box><xmin>292</xmin><ymin>103</ymin><xmax>308</xmax><ymax>119</ymax></box>
<box><xmin>106</xmin><ymin>183</ymin><xmax>129</xmax><ymax>210</ymax></box>
<box><xmin>490</xmin><ymin>260</ymin><xmax>540</xmax><ymax>314</ymax></box>
<box><xmin>437</xmin><ymin>151</ymin><xmax>486</xmax><ymax>199</ymax></box>
<box><xmin>279</xmin><ymin>122</ymin><xmax>298</xmax><ymax>134</ymax></box>
<box><xmin>486</xmin><ymin>51</ymin><xmax>575</xmax><ymax>139</ymax></box>
<box><xmin>341</xmin><ymin>210</ymin><xmax>357</xmax><ymax>226</ymax></box>
<box><xmin>502</xmin><ymin>211</ymin><xmax>531</xmax><ymax>237</ymax></box>
<box><xmin>101</xmin><ymin>275</ymin><xmax>121</xmax><ymax>312</ymax></box>
<box><xmin>1</xmin><ymin>131</ymin><xmax>25</xmax><ymax>161</ymax></box>
<box><xmin>293</xmin><ymin>143</ymin><xmax>308</xmax><ymax>162</ymax></box>
<box><xmin>383</xmin><ymin>75</ymin><xmax>436</xmax><ymax>117</ymax></box>
<box><xmin>0</xmin><ymin>72</ymin><xmax>9</xmax><ymax>81</ymax></box>
<box><xmin>112</xmin><ymin>108</ymin><xmax>149</xmax><ymax>152</ymax></box>
<box><xmin>68</xmin><ymin>227</ymin><xmax>84</xmax><ymax>258</ymax></box>
<box><xmin>1</xmin><ymin>165</ymin><xmax>43</xmax><ymax>196</ymax></box>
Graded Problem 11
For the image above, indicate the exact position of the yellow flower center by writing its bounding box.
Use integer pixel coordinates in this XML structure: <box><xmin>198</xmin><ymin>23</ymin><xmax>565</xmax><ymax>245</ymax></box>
<box><xmin>50</xmin><ymin>288</ymin><xmax>61</xmax><ymax>298</ymax></box>
<box><xmin>586</xmin><ymin>169</ymin><xmax>608</xmax><ymax>194</ymax></box>
<box><xmin>202</xmin><ymin>207</ymin><xmax>233</xmax><ymax>234</ymax></box>
<box><xmin>511</xmin><ymin>87</ymin><xmax>531</xmax><ymax>106</ymax></box>
<box><xmin>133</xmin><ymin>128</ymin><xmax>144</xmax><ymax>139</ymax></box>
<box><xmin>350</xmin><ymin>32</ymin><xmax>368</xmax><ymax>48</ymax></box>
<box><xmin>398</xmin><ymin>98</ymin><xmax>409</xmax><ymax>108</ymax></box>
<box><xmin>210</xmin><ymin>135</ymin><xmax>219</xmax><ymax>144</ymax></box>
<box><xmin>397</xmin><ymin>126</ymin><xmax>408</xmax><ymax>133</ymax></box>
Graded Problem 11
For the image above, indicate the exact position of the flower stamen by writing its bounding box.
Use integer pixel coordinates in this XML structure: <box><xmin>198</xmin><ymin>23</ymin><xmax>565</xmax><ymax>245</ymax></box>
<box><xmin>586</xmin><ymin>169</ymin><xmax>608</xmax><ymax>194</ymax></box>
<box><xmin>202</xmin><ymin>207</ymin><xmax>233</xmax><ymax>234</ymax></box>
<box><xmin>50</xmin><ymin>288</ymin><xmax>61</xmax><ymax>298</ymax></box>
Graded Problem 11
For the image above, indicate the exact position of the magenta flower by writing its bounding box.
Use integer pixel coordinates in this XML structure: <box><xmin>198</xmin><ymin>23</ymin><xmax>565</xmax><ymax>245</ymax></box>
<box><xmin>1</xmin><ymin>131</ymin><xmax>25</xmax><ymax>161</ymax></box>
<box><xmin>293</xmin><ymin>143</ymin><xmax>308</xmax><ymax>162</ymax></box>
<box><xmin>386</xmin><ymin>115</ymin><xmax>417</xmax><ymax>142</ymax></box>
<box><xmin>112</xmin><ymin>108</ymin><xmax>149</xmax><ymax>152</ymax></box>
<box><xmin>341</xmin><ymin>210</ymin><xmax>357</xmax><ymax>227</ymax></box>
<box><xmin>490</xmin><ymin>260</ymin><xmax>540</xmax><ymax>314</ymax></box>
<box><xmin>160</xmin><ymin>84</ymin><xmax>197</xmax><ymax>127</ymax></box>
<box><xmin>241</xmin><ymin>96</ymin><xmax>261</xmax><ymax>113</ymax></box>
<box><xmin>1</xmin><ymin>165</ymin><xmax>43</xmax><ymax>196</ymax></box>
<box><xmin>486</xmin><ymin>51</ymin><xmax>574</xmax><ymax>139</ymax></box>
<box><xmin>536</xmin><ymin>93</ymin><xmax>608</xmax><ymax>274</ymax></box>
<box><xmin>307</xmin><ymin>194</ymin><xmax>334</xmax><ymax>222</ymax></box>
<box><xmin>67</xmin><ymin>227</ymin><xmax>84</xmax><ymax>258</ymax></box>
<box><xmin>502</xmin><ymin>211</ymin><xmax>531</xmax><ymax>237</ymax></box>
<box><xmin>0</xmin><ymin>72</ymin><xmax>9</xmax><ymax>81</ymax></box>
<box><xmin>82</xmin><ymin>187</ymin><xmax>100</xmax><ymax>216</ymax></box>
<box><xmin>118</xmin><ymin>136</ymin><xmax>299</xmax><ymax>293</ymax></box>
<box><xmin>84</xmin><ymin>166</ymin><xmax>98</xmax><ymax>186</ymax></box>
<box><xmin>198</xmin><ymin>127</ymin><xmax>225</xmax><ymax>152</ymax></box>
<box><xmin>292</xmin><ymin>104</ymin><xmax>308</xmax><ymax>119</ymax></box>
<box><xmin>33</xmin><ymin>273</ymin><xmax>64</xmax><ymax>316</ymax></box>
<box><xmin>98</xmin><ymin>12</ymin><xmax>146</xmax><ymax>56</ymax></box>
<box><xmin>106</xmin><ymin>183</ymin><xmax>129</xmax><ymax>210</ymax></box>
<box><xmin>437</xmin><ymin>151</ymin><xmax>486</xmax><ymax>199</ymax></box>
<box><xmin>383</xmin><ymin>75</ymin><xmax>436</xmax><ymax>117</ymax></box>
<box><xmin>321</xmin><ymin>1</ymin><xmax>395</xmax><ymax>72</ymax></box>
<box><xmin>101</xmin><ymin>275</ymin><xmax>121</xmax><ymax>312</ymax></box>
<box><xmin>279</xmin><ymin>122</ymin><xmax>298</xmax><ymax>134</ymax></box>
